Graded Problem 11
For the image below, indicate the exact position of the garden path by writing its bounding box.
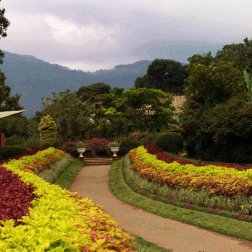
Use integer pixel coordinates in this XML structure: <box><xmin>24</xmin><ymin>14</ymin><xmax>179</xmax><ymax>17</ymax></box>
<box><xmin>70</xmin><ymin>165</ymin><xmax>252</xmax><ymax>252</ymax></box>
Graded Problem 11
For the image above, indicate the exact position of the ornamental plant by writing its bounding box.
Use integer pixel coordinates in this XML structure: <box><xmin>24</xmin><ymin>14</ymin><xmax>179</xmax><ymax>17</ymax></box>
<box><xmin>129</xmin><ymin>146</ymin><xmax>252</xmax><ymax>197</ymax></box>
<box><xmin>0</xmin><ymin>149</ymin><xmax>134</xmax><ymax>251</ymax></box>
<box><xmin>38</xmin><ymin>115</ymin><xmax>58</xmax><ymax>147</ymax></box>
<box><xmin>86</xmin><ymin>137</ymin><xmax>110</xmax><ymax>156</ymax></box>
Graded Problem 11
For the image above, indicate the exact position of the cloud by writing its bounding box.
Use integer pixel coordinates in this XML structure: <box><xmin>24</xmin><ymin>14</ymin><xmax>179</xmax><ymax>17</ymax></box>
<box><xmin>1</xmin><ymin>0</ymin><xmax>252</xmax><ymax>71</ymax></box>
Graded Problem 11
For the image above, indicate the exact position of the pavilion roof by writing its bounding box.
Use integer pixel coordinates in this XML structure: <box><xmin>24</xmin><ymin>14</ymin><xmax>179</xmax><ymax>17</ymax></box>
<box><xmin>0</xmin><ymin>110</ymin><xmax>26</xmax><ymax>119</ymax></box>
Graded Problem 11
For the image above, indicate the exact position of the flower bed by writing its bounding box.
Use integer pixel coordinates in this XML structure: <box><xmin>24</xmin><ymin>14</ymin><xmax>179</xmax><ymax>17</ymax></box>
<box><xmin>0</xmin><ymin>148</ymin><xmax>134</xmax><ymax>251</ymax></box>
<box><xmin>6</xmin><ymin>147</ymin><xmax>64</xmax><ymax>173</ymax></box>
<box><xmin>146</xmin><ymin>144</ymin><xmax>252</xmax><ymax>170</ymax></box>
<box><xmin>0</xmin><ymin>166</ymin><xmax>36</xmax><ymax>223</ymax></box>
<box><xmin>129</xmin><ymin>146</ymin><xmax>252</xmax><ymax>196</ymax></box>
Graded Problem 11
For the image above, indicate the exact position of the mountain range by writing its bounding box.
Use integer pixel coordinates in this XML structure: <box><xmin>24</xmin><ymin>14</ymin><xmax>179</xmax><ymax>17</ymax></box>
<box><xmin>0</xmin><ymin>51</ymin><xmax>151</xmax><ymax>116</ymax></box>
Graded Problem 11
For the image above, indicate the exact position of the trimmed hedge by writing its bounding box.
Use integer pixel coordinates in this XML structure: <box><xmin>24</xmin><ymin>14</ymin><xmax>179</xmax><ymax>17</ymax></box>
<box><xmin>0</xmin><ymin>145</ymin><xmax>26</xmax><ymax>160</ymax></box>
<box><xmin>155</xmin><ymin>132</ymin><xmax>183</xmax><ymax>154</ymax></box>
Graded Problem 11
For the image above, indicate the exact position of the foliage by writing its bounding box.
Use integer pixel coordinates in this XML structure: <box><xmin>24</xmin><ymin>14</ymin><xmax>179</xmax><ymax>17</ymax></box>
<box><xmin>86</xmin><ymin>137</ymin><xmax>110</xmax><ymax>156</ymax></box>
<box><xmin>134</xmin><ymin>59</ymin><xmax>186</xmax><ymax>93</ymax></box>
<box><xmin>123</xmin><ymin>154</ymin><xmax>252</xmax><ymax>217</ymax></box>
<box><xmin>6</xmin><ymin>134</ymin><xmax>25</xmax><ymax>145</ymax></box>
<box><xmin>54</xmin><ymin>159</ymin><xmax>83</xmax><ymax>189</ymax></box>
<box><xmin>155</xmin><ymin>132</ymin><xmax>183</xmax><ymax>154</ymax></box>
<box><xmin>22</xmin><ymin>136</ymin><xmax>41</xmax><ymax>148</ymax></box>
<box><xmin>38</xmin><ymin>153</ymin><xmax>73</xmax><ymax>183</ymax></box>
<box><xmin>40</xmin><ymin>85</ymin><xmax>174</xmax><ymax>141</ymax></box>
<box><xmin>147</xmin><ymin>144</ymin><xmax>251</xmax><ymax>170</ymax></box>
<box><xmin>38</xmin><ymin>115</ymin><xmax>58</xmax><ymax>147</ymax></box>
<box><xmin>77</xmin><ymin>82</ymin><xmax>111</xmax><ymax>102</ymax></box>
<box><xmin>0</xmin><ymin>6</ymin><xmax>22</xmax><ymax>112</ymax></box>
<box><xmin>118</xmin><ymin>136</ymin><xmax>142</xmax><ymax>155</ymax></box>
<box><xmin>129</xmin><ymin>146</ymin><xmax>252</xmax><ymax>197</ymax></box>
<box><xmin>181</xmin><ymin>39</ymin><xmax>252</xmax><ymax>162</ymax></box>
<box><xmin>111</xmin><ymin>88</ymin><xmax>173</xmax><ymax>133</ymax></box>
<box><xmin>75</xmin><ymin>140</ymin><xmax>87</xmax><ymax>148</ymax></box>
<box><xmin>244</xmin><ymin>70</ymin><xmax>252</xmax><ymax>94</ymax></box>
<box><xmin>8</xmin><ymin>147</ymin><xmax>64</xmax><ymax>173</ymax></box>
<box><xmin>216</xmin><ymin>37</ymin><xmax>252</xmax><ymax>73</ymax></box>
<box><xmin>61</xmin><ymin>141</ymin><xmax>79</xmax><ymax>157</ymax></box>
<box><xmin>0</xmin><ymin>0</ymin><xmax>9</xmax><ymax>39</ymax></box>
<box><xmin>0</xmin><ymin>166</ymin><xmax>36</xmax><ymax>223</ymax></box>
<box><xmin>0</xmin><ymin>145</ymin><xmax>26</xmax><ymax>160</ymax></box>
<box><xmin>109</xmin><ymin>158</ymin><xmax>252</xmax><ymax>242</ymax></box>
<box><xmin>42</xmin><ymin>91</ymin><xmax>94</xmax><ymax>140</ymax></box>
<box><xmin>1</xmin><ymin>150</ymin><xmax>134</xmax><ymax>251</ymax></box>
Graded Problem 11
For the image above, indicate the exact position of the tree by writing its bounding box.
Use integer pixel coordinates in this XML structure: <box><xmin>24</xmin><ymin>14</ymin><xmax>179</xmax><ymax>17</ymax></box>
<box><xmin>0</xmin><ymin>1</ymin><xmax>22</xmax><ymax>111</ymax></box>
<box><xmin>0</xmin><ymin>0</ymin><xmax>9</xmax><ymax>39</ymax></box>
<box><xmin>134</xmin><ymin>59</ymin><xmax>186</xmax><ymax>94</ymax></box>
<box><xmin>77</xmin><ymin>83</ymin><xmax>111</xmax><ymax>102</ymax></box>
<box><xmin>42</xmin><ymin>91</ymin><xmax>94</xmax><ymax>140</ymax></box>
<box><xmin>187</xmin><ymin>52</ymin><xmax>214</xmax><ymax>66</ymax></box>
<box><xmin>181</xmin><ymin>39</ymin><xmax>252</xmax><ymax>162</ymax></box>
<box><xmin>216</xmin><ymin>38</ymin><xmax>252</xmax><ymax>73</ymax></box>
<box><xmin>184</xmin><ymin>61</ymin><xmax>243</xmax><ymax>108</ymax></box>
<box><xmin>107</xmin><ymin>88</ymin><xmax>174</xmax><ymax>134</ymax></box>
<box><xmin>38</xmin><ymin>115</ymin><xmax>58</xmax><ymax>146</ymax></box>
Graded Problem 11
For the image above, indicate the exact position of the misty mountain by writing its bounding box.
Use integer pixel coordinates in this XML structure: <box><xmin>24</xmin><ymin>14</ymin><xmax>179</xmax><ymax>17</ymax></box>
<box><xmin>0</xmin><ymin>51</ymin><xmax>151</xmax><ymax>116</ymax></box>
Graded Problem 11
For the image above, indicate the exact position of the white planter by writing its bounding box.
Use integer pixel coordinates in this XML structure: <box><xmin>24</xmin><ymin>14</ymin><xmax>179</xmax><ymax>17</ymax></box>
<box><xmin>77</xmin><ymin>147</ymin><xmax>86</xmax><ymax>158</ymax></box>
<box><xmin>110</xmin><ymin>146</ymin><xmax>119</xmax><ymax>157</ymax></box>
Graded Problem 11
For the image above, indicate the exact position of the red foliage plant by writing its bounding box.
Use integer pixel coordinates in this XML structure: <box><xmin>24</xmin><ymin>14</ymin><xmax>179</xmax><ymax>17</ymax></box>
<box><xmin>86</xmin><ymin>137</ymin><xmax>110</xmax><ymax>155</ymax></box>
<box><xmin>0</xmin><ymin>166</ymin><xmax>36</xmax><ymax>224</ymax></box>
<box><xmin>145</xmin><ymin>144</ymin><xmax>189</xmax><ymax>165</ymax></box>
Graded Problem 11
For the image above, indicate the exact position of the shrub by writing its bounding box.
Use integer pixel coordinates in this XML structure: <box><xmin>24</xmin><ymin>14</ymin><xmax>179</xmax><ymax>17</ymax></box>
<box><xmin>61</xmin><ymin>141</ymin><xmax>79</xmax><ymax>157</ymax></box>
<box><xmin>139</xmin><ymin>132</ymin><xmax>160</xmax><ymax>145</ymax></box>
<box><xmin>0</xmin><ymin>145</ymin><xmax>26</xmax><ymax>161</ymax></box>
<box><xmin>22</xmin><ymin>136</ymin><xmax>41</xmax><ymax>148</ymax></box>
<box><xmin>155</xmin><ymin>132</ymin><xmax>183</xmax><ymax>154</ymax></box>
<box><xmin>86</xmin><ymin>137</ymin><xmax>110</xmax><ymax>156</ymax></box>
<box><xmin>38</xmin><ymin>115</ymin><xmax>58</xmax><ymax>147</ymax></box>
<box><xmin>6</xmin><ymin>135</ymin><xmax>25</xmax><ymax>145</ymax></box>
<box><xmin>118</xmin><ymin>136</ymin><xmax>141</xmax><ymax>155</ymax></box>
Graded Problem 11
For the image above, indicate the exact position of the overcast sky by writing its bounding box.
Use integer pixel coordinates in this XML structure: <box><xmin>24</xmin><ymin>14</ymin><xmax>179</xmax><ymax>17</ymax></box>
<box><xmin>1</xmin><ymin>0</ymin><xmax>252</xmax><ymax>71</ymax></box>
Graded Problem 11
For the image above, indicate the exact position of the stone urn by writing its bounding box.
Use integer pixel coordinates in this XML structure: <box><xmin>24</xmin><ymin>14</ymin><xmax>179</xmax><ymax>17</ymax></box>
<box><xmin>110</xmin><ymin>146</ymin><xmax>120</xmax><ymax>157</ymax></box>
<box><xmin>77</xmin><ymin>147</ymin><xmax>86</xmax><ymax>158</ymax></box>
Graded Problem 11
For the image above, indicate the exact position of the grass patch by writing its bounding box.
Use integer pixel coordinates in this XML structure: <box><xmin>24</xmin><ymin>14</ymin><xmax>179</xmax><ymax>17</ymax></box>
<box><xmin>134</xmin><ymin>235</ymin><xmax>169</xmax><ymax>252</ymax></box>
<box><xmin>54</xmin><ymin>159</ymin><xmax>83</xmax><ymax>189</ymax></box>
<box><xmin>109</xmin><ymin>158</ymin><xmax>252</xmax><ymax>242</ymax></box>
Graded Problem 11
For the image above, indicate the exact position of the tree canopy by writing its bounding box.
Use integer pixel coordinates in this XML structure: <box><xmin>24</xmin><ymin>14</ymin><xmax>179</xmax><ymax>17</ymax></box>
<box><xmin>134</xmin><ymin>59</ymin><xmax>186</xmax><ymax>94</ymax></box>
<box><xmin>41</xmin><ymin>84</ymin><xmax>174</xmax><ymax>141</ymax></box>
<box><xmin>181</xmin><ymin>38</ymin><xmax>252</xmax><ymax>162</ymax></box>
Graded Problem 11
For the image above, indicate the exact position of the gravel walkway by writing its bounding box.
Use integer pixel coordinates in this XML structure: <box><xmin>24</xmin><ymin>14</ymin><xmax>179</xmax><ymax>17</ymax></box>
<box><xmin>70</xmin><ymin>165</ymin><xmax>252</xmax><ymax>252</ymax></box>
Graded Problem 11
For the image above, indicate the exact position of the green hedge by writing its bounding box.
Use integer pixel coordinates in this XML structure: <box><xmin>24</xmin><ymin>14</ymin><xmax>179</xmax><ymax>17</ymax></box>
<box><xmin>155</xmin><ymin>132</ymin><xmax>183</xmax><ymax>154</ymax></box>
<box><xmin>0</xmin><ymin>145</ymin><xmax>26</xmax><ymax>160</ymax></box>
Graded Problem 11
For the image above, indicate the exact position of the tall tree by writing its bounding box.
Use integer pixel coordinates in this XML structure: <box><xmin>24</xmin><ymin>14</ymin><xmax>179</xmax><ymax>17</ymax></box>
<box><xmin>181</xmin><ymin>39</ymin><xmax>252</xmax><ymax>162</ymax></box>
<box><xmin>0</xmin><ymin>1</ymin><xmax>21</xmax><ymax>111</ymax></box>
<box><xmin>42</xmin><ymin>91</ymin><xmax>94</xmax><ymax>140</ymax></box>
<box><xmin>0</xmin><ymin>0</ymin><xmax>9</xmax><ymax>39</ymax></box>
<box><xmin>216</xmin><ymin>38</ymin><xmax>252</xmax><ymax>73</ymax></box>
<box><xmin>134</xmin><ymin>59</ymin><xmax>186</xmax><ymax>94</ymax></box>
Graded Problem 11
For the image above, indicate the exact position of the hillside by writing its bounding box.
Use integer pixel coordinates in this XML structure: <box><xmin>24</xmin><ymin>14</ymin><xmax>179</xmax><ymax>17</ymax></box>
<box><xmin>0</xmin><ymin>51</ymin><xmax>151</xmax><ymax>115</ymax></box>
